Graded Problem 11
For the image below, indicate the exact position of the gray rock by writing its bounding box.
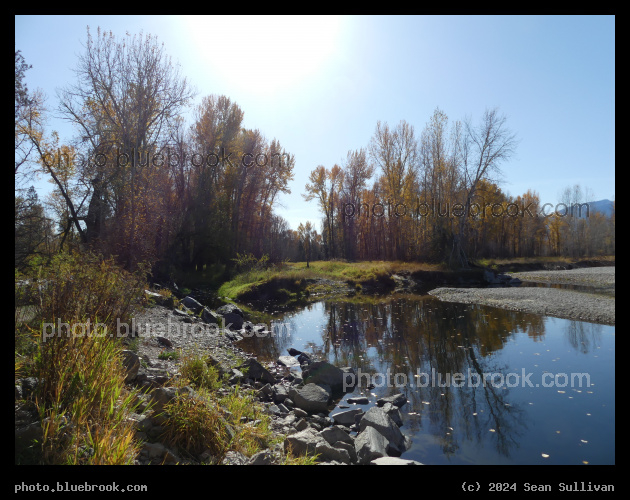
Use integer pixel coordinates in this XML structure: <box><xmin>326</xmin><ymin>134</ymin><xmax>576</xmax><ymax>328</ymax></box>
<box><xmin>284</xmin><ymin>429</ymin><xmax>351</xmax><ymax>464</ymax></box>
<box><xmin>332</xmin><ymin>440</ymin><xmax>357</xmax><ymax>463</ymax></box>
<box><xmin>355</xmin><ymin>426</ymin><xmax>389</xmax><ymax>464</ymax></box>
<box><xmin>359</xmin><ymin>406</ymin><xmax>407</xmax><ymax>453</ymax></box>
<box><xmin>181</xmin><ymin>296</ymin><xmax>204</xmax><ymax>314</ymax></box>
<box><xmin>302</xmin><ymin>361</ymin><xmax>347</xmax><ymax>392</ymax></box>
<box><xmin>331</xmin><ymin>408</ymin><xmax>364</xmax><ymax>426</ymax></box>
<box><xmin>201</xmin><ymin>307</ymin><xmax>220</xmax><ymax>324</ymax></box>
<box><xmin>278</xmin><ymin>355</ymin><xmax>300</xmax><ymax>367</ymax></box>
<box><xmin>135</xmin><ymin>414</ymin><xmax>153</xmax><ymax>433</ymax></box>
<box><xmin>221</xmin><ymin>312</ymin><xmax>244</xmax><ymax>331</ymax></box>
<box><xmin>224</xmin><ymin>329</ymin><xmax>243</xmax><ymax>341</ymax></box>
<box><xmin>221</xmin><ymin>450</ymin><xmax>249</xmax><ymax>465</ymax></box>
<box><xmin>142</xmin><ymin>441</ymin><xmax>167</xmax><ymax>459</ymax></box>
<box><xmin>260</xmin><ymin>383</ymin><xmax>274</xmax><ymax>396</ymax></box>
<box><xmin>122</xmin><ymin>350</ymin><xmax>140</xmax><ymax>383</ymax></box>
<box><xmin>292</xmin><ymin>383</ymin><xmax>332</xmax><ymax>413</ymax></box>
<box><xmin>294</xmin><ymin>418</ymin><xmax>309</xmax><ymax>431</ymax></box>
<box><xmin>228</xmin><ymin>368</ymin><xmax>245</xmax><ymax>384</ymax></box>
<box><xmin>284</xmin><ymin>428</ymin><xmax>322</xmax><ymax>456</ymax></box>
<box><xmin>150</xmin><ymin>386</ymin><xmax>191</xmax><ymax>412</ymax></box>
<box><xmin>21</xmin><ymin>377</ymin><xmax>41</xmax><ymax>400</ymax></box>
<box><xmin>320</xmin><ymin>425</ymin><xmax>354</xmax><ymax>446</ymax></box>
<box><xmin>172</xmin><ymin>308</ymin><xmax>189</xmax><ymax>318</ymax></box>
<box><xmin>216</xmin><ymin>304</ymin><xmax>244</xmax><ymax>318</ymax></box>
<box><xmin>272</xmin><ymin>384</ymin><xmax>289</xmax><ymax>403</ymax></box>
<box><xmin>370</xmin><ymin>457</ymin><xmax>423</xmax><ymax>465</ymax></box>
<box><xmin>238</xmin><ymin>358</ymin><xmax>275</xmax><ymax>384</ymax></box>
<box><xmin>382</xmin><ymin>402</ymin><xmax>403</xmax><ymax>427</ymax></box>
<box><xmin>248</xmin><ymin>449</ymin><xmax>275</xmax><ymax>465</ymax></box>
<box><xmin>376</xmin><ymin>393</ymin><xmax>407</xmax><ymax>408</ymax></box>
<box><xmin>293</xmin><ymin>408</ymin><xmax>308</xmax><ymax>419</ymax></box>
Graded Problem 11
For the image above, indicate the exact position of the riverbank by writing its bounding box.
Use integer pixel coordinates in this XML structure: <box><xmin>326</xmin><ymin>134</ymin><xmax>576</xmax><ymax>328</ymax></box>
<box><xmin>510</xmin><ymin>266</ymin><xmax>615</xmax><ymax>296</ymax></box>
<box><xmin>429</xmin><ymin>266</ymin><xmax>615</xmax><ymax>325</ymax></box>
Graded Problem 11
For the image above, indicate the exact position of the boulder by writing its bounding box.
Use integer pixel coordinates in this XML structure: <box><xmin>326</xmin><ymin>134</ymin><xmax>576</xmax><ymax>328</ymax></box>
<box><xmin>201</xmin><ymin>307</ymin><xmax>220</xmax><ymax>325</ymax></box>
<box><xmin>292</xmin><ymin>383</ymin><xmax>332</xmax><ymax>413</ymax></box>
<box><xmin>237</xmin><ymin>358</ymin><xmax>275</xmax><ymax>384</ymax></box>
<box><xmin>331</xmin><ymin>408</ymin><xmax>364</xmax><ymax>426</ymax></box>
<box><xmin>355</xmin><ymin>426</ymin><xmax>389</xmax><ymax>464</ymax></box>
<box><xmin>284</xmin><ymin>428</ymin><xmax>351</xmax><ymax>464</ymax></box>
<box><xmin>332</xmin><ymin>440</ymin><xmax>357</xmax><ymax>463</ymax></box>
<box><xmin>181</xmin><ymin>296</ymin><xmax>204</xmax><ymax>314</ymax></box>
<box><xmin>221</xmin><ymin>312</ymin><xmax>244</xmax><ymax>331</ymax></box>
<box><xmin>216</xmin><ymin>304</ymin><xmax>244</xmax><ymax>318</ymax></box>
<box><xmin>272</xmin><ymin>384</ymin><xmax>289</xmax><ymax>403</ymax></box>
<box><xmin>121</xmin><ymin>350</ymin><xmax>140</xmax><ymax>383</ymax></box>
<box><xmin>382</xmin><ymin>402</ymin><xmax>403</xmax><ymax>427</ymax></box>
<box><xmin>359</xmin><ymin>406</ymin><xmax>407</xmax><ymax>454</ymax></box>
<box><xmin>320</xmin><ymin>425</ymin><xmax>354</xmax><ymax>446</ymax></box>
<box><xmin>302</xmin><ymin>361</ymin><xmax>348</xmax><ymax>393</ymax></box>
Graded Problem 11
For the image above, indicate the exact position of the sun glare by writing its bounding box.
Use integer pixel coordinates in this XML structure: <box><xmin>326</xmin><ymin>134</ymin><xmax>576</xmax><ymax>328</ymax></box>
<box><xmin>183</xmin><ymin>15</ymin><xmax>341</xmax><ymax>96</ymax></box>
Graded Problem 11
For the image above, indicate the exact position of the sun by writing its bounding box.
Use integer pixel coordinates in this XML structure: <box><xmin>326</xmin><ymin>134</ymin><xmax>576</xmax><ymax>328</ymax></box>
<box><xmin>183</xmin><ymin>15</ymin><xmax>342</xmax><ymax>96</ymax></box>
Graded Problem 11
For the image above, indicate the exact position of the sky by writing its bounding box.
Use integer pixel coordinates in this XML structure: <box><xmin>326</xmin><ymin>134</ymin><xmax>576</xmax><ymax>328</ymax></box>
<box><xmin>15</xmin><ymin>15</ymin><xmax>615</xmax><ymax>231</ymax></box>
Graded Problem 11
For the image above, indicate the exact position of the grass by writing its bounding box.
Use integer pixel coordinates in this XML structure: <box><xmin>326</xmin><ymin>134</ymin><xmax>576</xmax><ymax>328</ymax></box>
<box><xmin>15</xmin><ymin>251</ymin><xmax>313</xmax><ymax>465</ymax></box>
<box><xmin>473</xmin><ymin>255</ymin><xmax>615</xmax><ymax>271</ymax></box>
<box><xmin>217</xmin><ymin>260</ymin><xmax>445</xmax><ymax>302</ymax></box>
<box><xmin>15</xmin><ymin>251</ymin><xmax>148</xmax><ymax>465</ymax></box>
<box><xmin>158</xmin><ymin>350</ymin><xmax>180</xmax><ymax>361</ymax></box>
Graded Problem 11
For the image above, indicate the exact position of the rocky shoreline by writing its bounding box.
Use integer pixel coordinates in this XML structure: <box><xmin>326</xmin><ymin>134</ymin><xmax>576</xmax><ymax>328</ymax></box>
<box><xmin>16</xmin><ymin>295</ymin><xmax>420</xmax><ymax>465</ymax></box>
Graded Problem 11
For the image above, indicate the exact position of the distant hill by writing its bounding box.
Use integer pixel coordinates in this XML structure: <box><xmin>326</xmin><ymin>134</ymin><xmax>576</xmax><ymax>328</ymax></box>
<box><xmin>556</xmin><ymin>199</ymin><xmax>614</xmax><ymax>218</ymax></box>
<box><xmin>588</xmin><ymin>199</ymin><xmax>614</xmax><ymax>217</ymax></box>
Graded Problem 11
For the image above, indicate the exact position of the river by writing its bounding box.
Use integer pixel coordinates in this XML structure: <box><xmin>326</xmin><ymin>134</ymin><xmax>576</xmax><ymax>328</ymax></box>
<box><xmin>238</xmin><ymin>293</ymin><xmax>615</xmax><ymax>465</ymax></box>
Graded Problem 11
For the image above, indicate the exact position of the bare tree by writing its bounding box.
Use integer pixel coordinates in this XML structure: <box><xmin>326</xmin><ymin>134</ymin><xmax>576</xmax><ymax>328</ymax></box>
<box><xmin>57</xmin><ymin>27</ymin><xmax>196</xmax><ymax>249</ymax></box>
<box><xmin>452</xmin><ymin>108</ymin><xmax>518</xmax><ymax>267</ymax></box>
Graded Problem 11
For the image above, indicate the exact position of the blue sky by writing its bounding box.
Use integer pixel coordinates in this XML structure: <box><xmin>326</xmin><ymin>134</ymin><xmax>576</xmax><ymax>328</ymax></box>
<box><xmin>15</xmin><ymin>15</ymin><xmax>615</xmax><ymax>231</ymax></box>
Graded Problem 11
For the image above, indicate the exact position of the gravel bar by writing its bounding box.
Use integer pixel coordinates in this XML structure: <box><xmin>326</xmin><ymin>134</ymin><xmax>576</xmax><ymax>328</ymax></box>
<box><xmin>428</xmin><ymin>286</ymin><xmax>615</xmax><ymax>325</ymax></box>
<box><xmin>509</xmin><ymin>266</ymin><xmax>615</xmax><ymax>294</ymax></box>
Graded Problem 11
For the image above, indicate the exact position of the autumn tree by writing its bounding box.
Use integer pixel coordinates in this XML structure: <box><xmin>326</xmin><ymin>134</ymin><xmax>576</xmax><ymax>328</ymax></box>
<box><xmin>340</xmin><ymin>149</ymin><xmax>374</xmax><ymax>260</ymax></box>
<box><xmin>56</xmin><ymin>27</ymin><xmax>195</xmax><ymax>267</ymax></box>
<box><xmin>298</xmin><ymin>221</ymin><xmax>314</xmax><ymax>267</ymax></box>
<box><xmin>368</xmin><ymin>120</ymin><xmax>419</xmax><ymax>260</ymax></box>
<box><xmin>303</xmin><ymin>164</ymin><xmax>343</xmax><ymax>259</ymax></box>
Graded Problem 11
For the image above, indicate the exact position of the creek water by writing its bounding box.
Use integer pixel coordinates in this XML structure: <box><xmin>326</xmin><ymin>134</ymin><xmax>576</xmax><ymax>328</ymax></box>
<box><xmin>239</xmin><ymin>293</ymin><xmax>614</xmax><ymax>465</ymax></box>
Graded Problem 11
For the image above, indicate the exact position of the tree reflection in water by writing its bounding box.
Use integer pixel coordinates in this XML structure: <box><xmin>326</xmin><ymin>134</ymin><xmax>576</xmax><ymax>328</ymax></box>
<box><xmin>237</xmin><ymin>294</ymin><xmax>613</xmax><ymax>464</ymax></box>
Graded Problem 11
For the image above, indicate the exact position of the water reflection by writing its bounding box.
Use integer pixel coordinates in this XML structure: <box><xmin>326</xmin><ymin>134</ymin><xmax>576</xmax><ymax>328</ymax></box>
<box><xmin>238</xmin><ymin>294</ymin><xmax>614</xmax><ymax>465</ymax></box>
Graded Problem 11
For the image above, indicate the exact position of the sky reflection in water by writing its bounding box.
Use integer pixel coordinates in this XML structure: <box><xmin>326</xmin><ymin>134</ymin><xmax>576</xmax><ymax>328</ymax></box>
<box><xmin>240</xmin><ymin>294</ymin><xmax>614</xmax><ymax>465</ymax></box>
